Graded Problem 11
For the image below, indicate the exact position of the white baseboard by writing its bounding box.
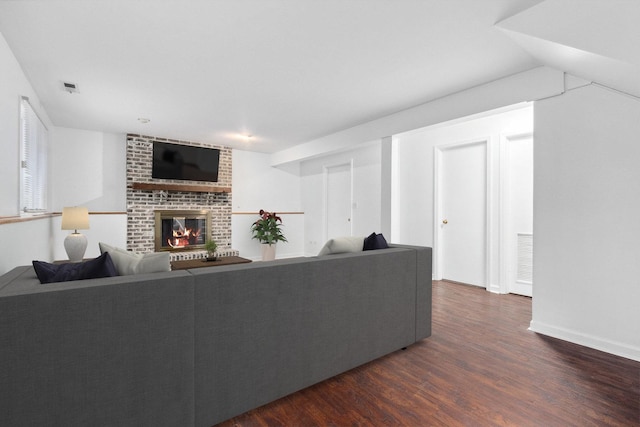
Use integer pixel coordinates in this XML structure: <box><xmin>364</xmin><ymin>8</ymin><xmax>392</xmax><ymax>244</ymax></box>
<box><xmin>529</xmin><ymin>320</ymin><xmax>640</xmax><ymax>362</ymax></box>
<box><xmin>487</xmin><ymin>283</ymin><xmax>502</xmax><ymax>294</ymax></box>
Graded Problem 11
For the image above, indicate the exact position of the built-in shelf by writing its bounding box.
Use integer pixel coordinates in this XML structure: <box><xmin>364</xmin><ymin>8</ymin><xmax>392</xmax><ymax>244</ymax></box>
<box><xmin>131</xmin><ymin>182</ymin><xmax>231</xmax><ymax>193</ymax></box>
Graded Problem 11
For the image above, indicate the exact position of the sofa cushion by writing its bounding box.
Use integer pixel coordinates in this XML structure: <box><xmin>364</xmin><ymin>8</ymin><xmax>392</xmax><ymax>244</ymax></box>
<box><xmin>99</xmin><ymin>242</ymin><xmax>171</xmax><ymax>275</ymax></box>
<box><xmin>317</xmin><ymin>236</ymin><xmax>364</xmax><ymax>256</ymax></box>
<box><xmin>363</xmin><ymin>232</ymin><xmax>389</xmax><ymax>251</ymax></box>
<box><xmin>32</xmin><ymin>252</ymin><xmax>118</xmax><ymax>284</ymax></box>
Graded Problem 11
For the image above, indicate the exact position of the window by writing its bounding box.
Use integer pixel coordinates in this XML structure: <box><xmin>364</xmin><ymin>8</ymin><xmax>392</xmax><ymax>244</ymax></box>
<box><xmin>20</xmin><ymin>96</ymin><xmax>48</xmax><ymax>213</ymax></box>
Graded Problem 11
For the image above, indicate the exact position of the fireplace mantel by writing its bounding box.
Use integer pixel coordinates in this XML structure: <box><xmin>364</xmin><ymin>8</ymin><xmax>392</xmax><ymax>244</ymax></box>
<box><xmin>131</xmin><ymin>182</ymin><xmax>231</xmax><ymax>193</ymax></box>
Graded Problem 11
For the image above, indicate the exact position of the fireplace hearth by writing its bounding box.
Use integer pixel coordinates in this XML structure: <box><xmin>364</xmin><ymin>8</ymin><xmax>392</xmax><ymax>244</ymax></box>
<box><xmin>154</xmin><ymin>210</ymin><xmax>211</xmax><ymax>252</ymax></box>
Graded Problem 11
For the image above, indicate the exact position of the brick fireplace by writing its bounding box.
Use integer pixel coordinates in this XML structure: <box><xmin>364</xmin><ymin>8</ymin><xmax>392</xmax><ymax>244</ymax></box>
<box><xmin>126</xmin><ymin>134</ymin><xmax>235</xmax><ymax>259</ymax></box>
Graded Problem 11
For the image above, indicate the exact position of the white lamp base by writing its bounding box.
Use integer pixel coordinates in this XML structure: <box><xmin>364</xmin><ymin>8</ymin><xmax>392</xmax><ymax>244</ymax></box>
<box><xmin>64</xmin><ymin>233</ymin><xmax>88</xmax><ymax>262</ymax></box>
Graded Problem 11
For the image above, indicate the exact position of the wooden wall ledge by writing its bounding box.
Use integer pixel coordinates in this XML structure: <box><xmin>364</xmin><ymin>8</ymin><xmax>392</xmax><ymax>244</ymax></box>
<box><xmin>131</xmin><ymin>182</ymin><xmax>231</xmax><ymax>193</ymax></box>
<box><xmin>233</xmin><ymin>212</ymin><xmax>304</xmax><ymax>215</ymax></box>
<box><xmin>0</xmin><ymin>211</ymin><xmax>127</xmax><ymax>225</ymax></box>
<box><xmin>0</xmin><ymin>213</ymin><xmax>56</xmax><ymax>225</ymax></box>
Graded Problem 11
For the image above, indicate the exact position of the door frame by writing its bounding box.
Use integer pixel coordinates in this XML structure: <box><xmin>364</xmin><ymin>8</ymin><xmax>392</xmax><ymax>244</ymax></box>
<box><xmin>433</xmin><ymin>138</ymin><xmax>492</xmax><ymax>290</ymax></box>
<box><xmin>499</xmin><ymin>132</ymin><xmax>534</xmax><ymax>295</ymax></box>
<box><xmin>322</xmin><ymin>160</ymin><xmax>354</xmax><ymax>242</ymax></box>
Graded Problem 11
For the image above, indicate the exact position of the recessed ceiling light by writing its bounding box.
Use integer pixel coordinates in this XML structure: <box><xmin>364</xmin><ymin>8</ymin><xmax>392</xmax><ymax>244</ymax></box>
<box><xmin>227</xmin><ymin>133</ymin><xmax>257</xmax><ymax>142</ymax></box>
<box><xmin>138</xmin><ymin>117</ymin><xmax>151</xmax><ymax>124</ymax></box>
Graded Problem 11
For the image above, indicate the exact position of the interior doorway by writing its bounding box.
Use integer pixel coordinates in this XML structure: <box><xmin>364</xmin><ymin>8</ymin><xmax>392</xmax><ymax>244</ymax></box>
<box><xmin>393</xmin><ymin>104</ymin><xmax>534</xmax><ymax>294</ymax></box>
<box><xmin>324</xmin><ymin>162</ymin><xmax>352</xmax><ymax>240</ymax></box>
<box><xmin>435</xmin><ymin>139</ymin><xmax>488</xmax><ymax>288</ymax></box>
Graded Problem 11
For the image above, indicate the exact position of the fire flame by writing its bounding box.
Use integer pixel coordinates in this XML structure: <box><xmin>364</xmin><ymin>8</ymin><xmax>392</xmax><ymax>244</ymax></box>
<box><xmin>167</xmin><ymin>227</ymin><xmax>201</xmax><ymax>248</ymax></box>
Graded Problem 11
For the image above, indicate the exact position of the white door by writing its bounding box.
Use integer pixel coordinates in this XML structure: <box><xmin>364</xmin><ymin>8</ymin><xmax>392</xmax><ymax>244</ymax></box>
<box><xmin>325</xmin><ymin>163</ymin><xmax>352</xmax><ymax>239</ymax></box>
<box><xmin>504</xmin><ymin>135</ymin><xmax>534</xmax><ymax>296</ymax></box>
<box><xmin>440</xmin><ymin>141</ymin><xmax>487</xmax><ymax>287</ymax></box>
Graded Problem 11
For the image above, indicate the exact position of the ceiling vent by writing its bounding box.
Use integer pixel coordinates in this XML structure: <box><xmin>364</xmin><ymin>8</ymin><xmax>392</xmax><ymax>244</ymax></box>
<box><xmin>62</xmin><ymin>82</ymin><xmax>78</xmax><ymax>94</ymax></box>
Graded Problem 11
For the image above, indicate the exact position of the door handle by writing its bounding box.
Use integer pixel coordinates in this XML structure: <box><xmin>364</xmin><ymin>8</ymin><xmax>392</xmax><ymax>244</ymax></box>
<box><xmin>442</xmin><ymin>219</ymin><xmax>448</xmax><ymax>224</ymax></box>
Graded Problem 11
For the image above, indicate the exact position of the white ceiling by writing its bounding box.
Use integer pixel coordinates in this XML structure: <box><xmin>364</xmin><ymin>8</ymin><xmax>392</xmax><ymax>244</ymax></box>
<box><xmin>4</xmin><ymin>0</ymin><xmax>638</xmax><ymax>155</ymax></box>
<box><xmin>0</xmin><ymin>0</ymin><xmax>547</xmax><ymax>152</ymax></box>
<box><xmin>496</xmin><ymin>0</ymin><xmax>640</xmax><ymax>100</ymax></box>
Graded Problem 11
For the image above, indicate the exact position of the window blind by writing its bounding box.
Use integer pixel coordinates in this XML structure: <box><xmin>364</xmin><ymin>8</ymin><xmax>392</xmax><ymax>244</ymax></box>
<box><xmin>20</xmin><ymin>97</ymin><xmax>48</xmax><ymax>212</ymax></box>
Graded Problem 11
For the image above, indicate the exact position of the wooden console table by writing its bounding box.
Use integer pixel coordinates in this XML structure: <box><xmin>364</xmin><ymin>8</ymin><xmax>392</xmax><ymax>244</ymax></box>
<box><xmin>171</xmin><ymin>256</ymin><xmax>251</xmax><ymax>271</ymax></box>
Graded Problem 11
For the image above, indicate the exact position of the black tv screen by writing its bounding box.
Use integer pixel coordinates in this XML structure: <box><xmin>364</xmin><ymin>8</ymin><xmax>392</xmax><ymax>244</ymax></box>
<box><xmin>152</xmin><ymin>141</ymin><xmax>220</xmax><ymax>182</ymax></box>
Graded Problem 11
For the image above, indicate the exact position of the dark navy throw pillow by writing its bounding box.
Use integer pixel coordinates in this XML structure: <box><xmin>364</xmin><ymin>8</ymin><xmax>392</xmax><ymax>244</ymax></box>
<box><xmin>33</xmin><ymin>252</ymin><xmax>119</xmax><ymax>284</ymax></box>
<box><xmin>363</xmin><ymin>232</ymin><xmax>389</xmax><ymax>251</ymax></box>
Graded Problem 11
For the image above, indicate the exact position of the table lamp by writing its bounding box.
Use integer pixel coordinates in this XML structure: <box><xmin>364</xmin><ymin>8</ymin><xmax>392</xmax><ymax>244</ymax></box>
<box><xmin>61</xmin><ymin>206</ymin><xmax>90</xmax><ymax>262</ymax></box>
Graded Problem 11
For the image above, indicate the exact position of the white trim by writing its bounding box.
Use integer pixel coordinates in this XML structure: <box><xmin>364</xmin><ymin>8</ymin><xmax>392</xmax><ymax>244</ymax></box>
<box><xmin>390</xmin><ymin>137</ymin><xmax>400</xmax><ymax>241</ymax></box>
<box><xmin>486</xmin><ymin>136</ymin><xmax>496</xmax><ymax>292</ymax></box>
<box><xmin>498</xmin><ymin>132</ymin><xmax>534</xmax><ymax>295</ymax></box>
<box><xmin>20</xmin><ymin>96</ymin><xmax>49</xmax><ymax>132</ymax></box>
<box><xmin>380</xmin><ymin>136</ymin><xmax>393</xmax><ymax>238</ymax></box>
<box><xmin>433</xmin><ymin>147</ymin><xmax>442</xmax><ymax>280</ymax></box>
<box><xmin>433</xmin><ymin>138</ymin><xmax>490</xmax><ymax>289</ymax></box>
<box><xmin>529</xmin><ymin>320</ymin><xmax>640</xmax><ymax>362</ymax></box>
<box><xmin>498</xmin><ymin>132</ymin><xmax>533</xmax><ymax>293</ymax></box>
<box><xmin>19</xmin><ymin>96</ymin><xmax>49</xmax><ymax>214</ymax></box>
<box><xmin>498</xmin><ymin>133</ymin><xmax>508</xmax><ymax>293</ymax></box>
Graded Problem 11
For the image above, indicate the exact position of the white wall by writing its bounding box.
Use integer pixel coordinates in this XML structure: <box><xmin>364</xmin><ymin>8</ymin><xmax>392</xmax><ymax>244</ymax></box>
<box><xmin>231</xmin><ymin>149</ymin><xmax>304</xmax><ymax>260</ymax></box>
<box><xmin>1</xmin><ymin>124</ymin><xmax>128</xmax><ymax>273</ymax></box>
<box><xmin>0</xmin><ymin>31</ymin><xmax>53</xmax><ymax>216</ymax></box>
<box><xmin>532</xmin><ymin>84</ymin><xmax>640</xmax><ymax>361</ymax></box>
<box><xmin>51</xmin><ymin>214</ymin><xmax>127</xmax><ymax>261</ymax></box>
<box><xmin>51</xmin><ymin>127</ymin><xmax>126</xmax><ymax>212</ymax></box>
<box><xmin>0</xmin><ymin>31</ymin><xmax>129</xmax><ymax>274</ymax></box>
<box><xmin>300</xmin><ymin>142</ymin><xmax>382</xmax><ymax>256</ymax></box>
<box><xmin>0</xmin><ymin>218</ymin><xmax>55</xmax><ymax>275</ymax></box>
<box><xmin>50</xmin><ymin>127</ymin><xmax>128</xmax><ymax>258</ymax></box>
<box><xmin>393</xmin><ymin>105</ymin><xmax>533</xmax><ymax>289</ymax></box>
<box><xmin>0</xmin><ymin>213</ymin><xmax>128</xmax><ymax>275</ymax></box>
<box><xmin>0</xmin><ymin>31</ymin><xmax>57</xmax><ymax>274</ymax></box>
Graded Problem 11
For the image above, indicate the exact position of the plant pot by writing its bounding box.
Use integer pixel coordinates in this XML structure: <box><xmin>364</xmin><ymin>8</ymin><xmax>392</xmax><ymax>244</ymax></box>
<box><xmin>261</xmin><ymin>243</ymin><xmax>276</xmax><ymax>261</ymax></box>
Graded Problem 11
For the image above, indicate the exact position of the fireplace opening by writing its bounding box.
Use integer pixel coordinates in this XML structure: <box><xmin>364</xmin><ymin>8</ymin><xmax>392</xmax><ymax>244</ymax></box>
<box><xmin>154</xmin><ymin>210</ymin><xmax>211</xmax><ymax>252</ymax></box>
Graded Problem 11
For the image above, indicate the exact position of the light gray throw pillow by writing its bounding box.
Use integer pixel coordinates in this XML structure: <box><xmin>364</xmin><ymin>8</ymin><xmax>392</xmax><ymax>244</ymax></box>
<box><xmin>317</xmin><ymin>236</ymin><xmax>365</xmax><ymax>256</ymax></box>
<box><xmin>98</xmin><ymin>242</ymin><xmax>171</xmax><ymax>275</ymax></box>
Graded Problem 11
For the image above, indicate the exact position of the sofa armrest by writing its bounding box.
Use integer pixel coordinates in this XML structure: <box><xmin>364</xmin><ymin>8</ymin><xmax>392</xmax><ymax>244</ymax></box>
<box><xmin>0</xmin><ymin>268</ymin><xmax>196</xmax><ymax>427</ymax></box>
<box><xmin>389</xmin><ymin>244</ymin><xmax>433</xmax><ymax>340</ymax></box>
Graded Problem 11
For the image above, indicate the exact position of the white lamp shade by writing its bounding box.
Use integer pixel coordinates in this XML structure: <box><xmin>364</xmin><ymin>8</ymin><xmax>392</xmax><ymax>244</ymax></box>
<box><xmin>61</xmin><ymin>206</ymin><xmax>90</xmax><ymax>230</ymax></box>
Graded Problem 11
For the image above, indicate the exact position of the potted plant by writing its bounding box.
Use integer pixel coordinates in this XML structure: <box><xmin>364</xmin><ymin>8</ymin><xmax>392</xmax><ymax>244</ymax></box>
<box><xmin>250</xmin><ymin>209</ymin><xmax>287</xmax><ymax>261</ymax></box>
<box><xmin>204</xmin><ymin>239</ymin><xmax>218</xmax><ymax>261</ymax></box>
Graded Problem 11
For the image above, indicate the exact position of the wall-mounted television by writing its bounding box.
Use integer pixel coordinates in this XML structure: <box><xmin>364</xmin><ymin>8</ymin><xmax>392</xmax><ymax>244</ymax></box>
<box><xmin>152</xmin><ymin>141</ymin><xmax>220</xmax><ymax>182</ymax></box>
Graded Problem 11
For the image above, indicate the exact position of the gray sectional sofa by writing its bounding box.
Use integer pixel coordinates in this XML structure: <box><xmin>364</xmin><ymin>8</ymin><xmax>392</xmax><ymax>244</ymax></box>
<box><xmin>0</xmin><ymin>244</ymin><xmax>432</xmax><ymax>427</ymax></box>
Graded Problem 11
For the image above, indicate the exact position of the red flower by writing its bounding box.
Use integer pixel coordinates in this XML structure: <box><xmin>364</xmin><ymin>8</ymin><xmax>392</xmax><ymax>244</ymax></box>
<box><xmin>250</xmin><ymin>209</ymin><xmax>287</xmax><ymax>244</ymax></box>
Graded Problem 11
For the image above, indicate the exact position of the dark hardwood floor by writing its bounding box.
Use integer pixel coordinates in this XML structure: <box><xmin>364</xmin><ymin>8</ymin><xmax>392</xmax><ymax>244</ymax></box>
<box><xmin>216</xmin><ymin>280</ymin><xmax>640</xmax><ymax>426</ymax></box>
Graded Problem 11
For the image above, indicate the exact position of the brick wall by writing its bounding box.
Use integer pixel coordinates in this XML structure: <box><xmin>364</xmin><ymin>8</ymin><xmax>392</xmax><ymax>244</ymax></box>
<box><xmin>126</xmin><ymin>134</ymin><xmax>234</xmax><ymax>257</ymax></box>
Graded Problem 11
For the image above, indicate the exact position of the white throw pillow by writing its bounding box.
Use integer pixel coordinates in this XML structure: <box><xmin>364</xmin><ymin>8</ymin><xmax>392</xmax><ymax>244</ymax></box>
<box><xmin>98</xmin><ymin>242</ymin><xmax>171</xmax><ymax>275</ymax></box>
<box><xmin>136</xmin><ymin>252</ymin><xmax>171</xmax><ymax>274</ymax></box>
<box><xmin>317</xmin><ymin>236</ymin><xmax>365</xmax><ymax>256</ymax></box>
